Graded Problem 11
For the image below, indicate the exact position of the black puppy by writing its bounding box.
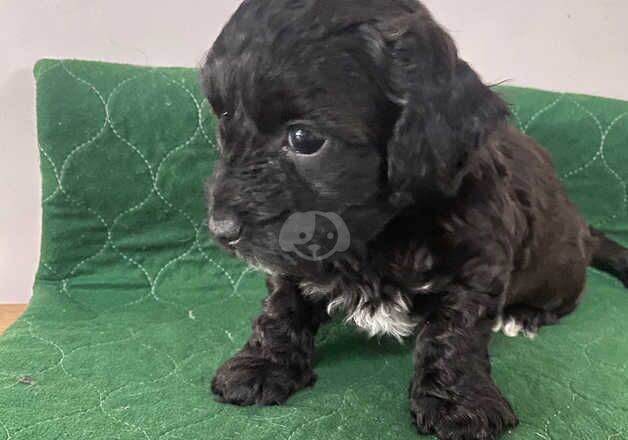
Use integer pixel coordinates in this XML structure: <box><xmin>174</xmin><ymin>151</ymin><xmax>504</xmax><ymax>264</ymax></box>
<box><xmin>200</xmin><ymin>1</ymin><xmax>628</xmax><ymax>439</ymax></box>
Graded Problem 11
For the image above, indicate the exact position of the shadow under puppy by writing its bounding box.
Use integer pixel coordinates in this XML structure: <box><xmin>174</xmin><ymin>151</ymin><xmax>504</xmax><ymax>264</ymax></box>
<box><xmin>200</xmin><ymin>0</ymin><xmax>628</xmax><ymax>439</ymax></box>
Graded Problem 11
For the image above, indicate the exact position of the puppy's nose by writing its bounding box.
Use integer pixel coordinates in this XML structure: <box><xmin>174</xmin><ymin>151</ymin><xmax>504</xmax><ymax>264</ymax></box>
<box><xmin>209</xmin><ymin>212</ymin><xmax>242</xmax><ymax>244</ymax></box>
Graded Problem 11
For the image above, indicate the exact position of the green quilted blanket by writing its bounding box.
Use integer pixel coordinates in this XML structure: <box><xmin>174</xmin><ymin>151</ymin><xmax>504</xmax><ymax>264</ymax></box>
<box><xmin>1</xmin><ymin>59</ymin><xmax>627</xmax><ymax>439</ymax></box>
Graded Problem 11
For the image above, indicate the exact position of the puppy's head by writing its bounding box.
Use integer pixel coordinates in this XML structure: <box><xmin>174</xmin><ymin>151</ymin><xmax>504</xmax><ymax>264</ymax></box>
<box><xmin>201</xmin><ymin>0</ymin><xmax>508</xmax><ymax>276</ymax></box>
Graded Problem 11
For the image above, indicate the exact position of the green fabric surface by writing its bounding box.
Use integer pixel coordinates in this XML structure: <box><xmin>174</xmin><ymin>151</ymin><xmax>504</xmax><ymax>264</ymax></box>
<box><xmin>1</xmin><ymin>58</ymin><xmax>628</xmax><ymax>439</ymax></box>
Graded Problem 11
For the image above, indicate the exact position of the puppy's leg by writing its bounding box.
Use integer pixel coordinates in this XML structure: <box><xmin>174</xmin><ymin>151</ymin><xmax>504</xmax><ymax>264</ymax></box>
<box><xmin>211</xmin><ymin>275</ymin><xmax>327</xmax><ymax>406</ymax></box>
<box><xmin>411</xmin><ymin>290</ymin><xmax>518</xmax><ymax>440</ymax></box>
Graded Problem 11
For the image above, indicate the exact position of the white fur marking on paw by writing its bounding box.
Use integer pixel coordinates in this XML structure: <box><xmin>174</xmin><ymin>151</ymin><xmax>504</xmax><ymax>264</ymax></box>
<box><xmin>502</xmin><ymin>318</ymin><xmax>524</xmax><ymax>337</ymax></box>
<box><xmin>492</xmin><ymin>316</ymin><xmax>503</xmax><ymax>333</ymax></box>
<box><xmin>498</xmin><ymin>317</ymin><xmax>538</xmax><ymax>339</ymax></box>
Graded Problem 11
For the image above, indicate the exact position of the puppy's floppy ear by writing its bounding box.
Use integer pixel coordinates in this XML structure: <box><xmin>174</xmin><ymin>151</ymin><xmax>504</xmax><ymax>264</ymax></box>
<box><xmin>373</xmin><ymin>14</ymin><xmax>509</xmax><ymax>205</ymax></box>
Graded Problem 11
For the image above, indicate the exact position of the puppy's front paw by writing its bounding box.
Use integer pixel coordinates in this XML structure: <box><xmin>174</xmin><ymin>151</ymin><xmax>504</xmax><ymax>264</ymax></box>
<box><xmin>410</xmin><ymin>383</ymin><xmax>518</xmax><ymax>440</ymax></box>
<box><xmin>211</xmin><ymin>350</ymin><xmax>315</xmax><ymax>406</ymax></box>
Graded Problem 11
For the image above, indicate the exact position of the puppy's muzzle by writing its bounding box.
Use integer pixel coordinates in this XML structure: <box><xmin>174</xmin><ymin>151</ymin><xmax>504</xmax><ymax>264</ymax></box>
<box><xmin>209</xmin><ymin>211</ymin><xmax>242</xmax><ymax>246</ymax></box>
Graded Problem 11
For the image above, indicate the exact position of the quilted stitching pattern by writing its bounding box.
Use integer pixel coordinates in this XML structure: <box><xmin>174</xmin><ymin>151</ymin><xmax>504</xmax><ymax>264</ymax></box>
<box><xmin>0</xmin><ymin>59</ymin><xmax>627</xmax><ymax>439</ymax></box>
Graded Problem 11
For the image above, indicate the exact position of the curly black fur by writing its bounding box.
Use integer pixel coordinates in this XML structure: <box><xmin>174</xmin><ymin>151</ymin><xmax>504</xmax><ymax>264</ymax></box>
<box><xmin>200</xmin><ymin>1</ymin><xmax>628</xmax><ymax>439</ymax></box>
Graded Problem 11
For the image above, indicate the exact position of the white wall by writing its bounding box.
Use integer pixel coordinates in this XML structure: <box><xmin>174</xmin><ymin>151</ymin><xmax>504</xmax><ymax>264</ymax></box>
<box><xmin>1</xmin><ymin>0</ymin><xmax>627</xmax><ymax>303</ymax></box>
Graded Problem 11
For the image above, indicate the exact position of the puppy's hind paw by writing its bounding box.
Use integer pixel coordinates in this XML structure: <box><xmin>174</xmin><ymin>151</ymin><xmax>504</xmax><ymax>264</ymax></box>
<box><xmin>492</xmin><ymin>316</ymin><xmax>532</xmax><ymax>338</ymax></box>
<box><xmin>502</xmin><ymin>317</ymin><xmax>534</xmax><ymax>339</ymax></box>
<box><xmin>495</xmin><ymin>305</ymin><xmax>560</xmax><ymax>339</ymax></box>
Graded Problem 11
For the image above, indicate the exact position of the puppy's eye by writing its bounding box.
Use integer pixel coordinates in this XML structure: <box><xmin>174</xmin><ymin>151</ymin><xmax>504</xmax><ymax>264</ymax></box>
<box><xmin>288</xmin><ymin>126</ymin><xmax>326</xmax><ymax>155</ymax></box>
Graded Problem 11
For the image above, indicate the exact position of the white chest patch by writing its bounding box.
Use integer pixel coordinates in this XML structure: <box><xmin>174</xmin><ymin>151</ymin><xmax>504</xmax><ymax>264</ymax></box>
<box><xmin>327</xmin><ymin>293</ymin><xmax>418</xmax><ymax>342</ymax></box>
